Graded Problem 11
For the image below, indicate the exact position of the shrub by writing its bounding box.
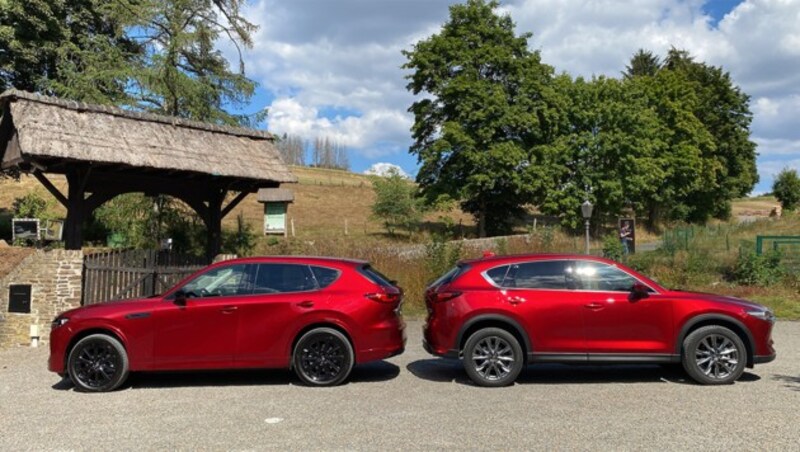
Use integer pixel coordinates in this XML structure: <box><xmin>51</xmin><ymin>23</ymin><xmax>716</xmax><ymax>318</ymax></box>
<box><xmin>602</xmin><ymin>234</ymin><xmax>624</xmax><ymax>262</ymax></box>
<box><xmin>731</xmin><ymin>251</ymin><xmax>785</xmax><ymax>286</ymax></box>
<box><xmin>424</xmin><ymin>235</ymin><xmax>463</xmax><ymax>282</ymax></box>
<box><xmin>222</xmin><ymin>212</ymin><xmax>258</xmax><ymax>257</ymax></box>
<box><xmin>12</xmin><ymin>191</ymin><xmax>57</xmax><ymax>220</ymax></box>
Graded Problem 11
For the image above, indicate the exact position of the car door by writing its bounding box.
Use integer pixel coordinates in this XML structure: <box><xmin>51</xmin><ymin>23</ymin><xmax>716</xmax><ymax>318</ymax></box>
<box><xmin>493</xmin><ymin>260</ymin><xmax>586</xmax><ymax>355</ymax></box>
<box><xmin>573</xmin><ymin>260</ymin><xmax>673</xmax><ymax>357</ymax></box>
<box><xmin>152</xmin><ymin>263</ymin><xmax>252</xmax><ymax>370</ymax></box>
<box><xmin>234</xmin><ymin>263</ymin><xmax>324</xmax><ymax>367</ymax></box>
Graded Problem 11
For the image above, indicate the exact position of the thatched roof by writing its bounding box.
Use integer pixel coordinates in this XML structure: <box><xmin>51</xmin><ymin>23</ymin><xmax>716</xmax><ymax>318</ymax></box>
<box><xmin>257</xmin><ymin>188</ymin><xmax>294</xmax><ymax>203</ymax></box>
<box><xmin>0</xmin><ymin>90</ymin><xmax>296</xmax><ymax>184</ymax></box>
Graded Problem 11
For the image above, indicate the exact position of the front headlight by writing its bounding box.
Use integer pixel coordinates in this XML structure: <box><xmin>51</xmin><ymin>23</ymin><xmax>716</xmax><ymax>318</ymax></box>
<box><xmin>746</xmin><ymin>309</ymin><xmax>775</xmax><ymax>324</ymax></box>
<box><xmin>51</xmin><ymin>317</ymin><xmax>69</xmax><ymax>328</ymax></box>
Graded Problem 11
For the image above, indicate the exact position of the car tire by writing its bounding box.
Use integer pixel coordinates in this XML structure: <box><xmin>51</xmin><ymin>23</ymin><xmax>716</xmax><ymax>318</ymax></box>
<box><xmin>682</xmin><ymin>325</ymin><xmax>747</xmax><ymax>385</ymax></box>
<box><xmin>463</xmin><ymin>327</ymin><xmax>524</xmax><ymax>387</ymax></box>
<box><xmin>67</xmin><ymin>334</ymin><xmax>129</xmax><ymax>392</ymax></box>
<box><xmin>293</xmin><ymin>327</ymin><xmax>354</xmax><ymax>386</ymax></box>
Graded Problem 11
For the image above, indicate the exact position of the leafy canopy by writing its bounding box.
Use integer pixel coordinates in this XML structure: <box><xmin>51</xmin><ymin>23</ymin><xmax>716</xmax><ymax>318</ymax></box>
<box><xmin>772</xmin><ymin>168</ymin><xmax>800</xmax><ymax>211</ymax></box>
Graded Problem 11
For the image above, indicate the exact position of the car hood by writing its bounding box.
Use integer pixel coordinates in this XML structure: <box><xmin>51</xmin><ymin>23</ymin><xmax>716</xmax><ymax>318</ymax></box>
<box><xmin>59</xmin><ymin>298</ymin><xmax>161</xmax><ymax>319</ymax></box>
<box><xmin>667</xmin><ymin>290</ymin><xmax>766</xmax><ymax>311</ymax></box>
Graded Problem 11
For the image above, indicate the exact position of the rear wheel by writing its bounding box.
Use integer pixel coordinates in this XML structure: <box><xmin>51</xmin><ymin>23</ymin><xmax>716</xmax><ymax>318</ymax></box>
<box><xmin>293</xmin><ymin>328</ymin><xmax>354</xmax><ymax>386</ymax></box>
<box><xmin>463</xmin><ymin>328</ymin><xmax>523</xmax><ymax>387</ymax></box>
<box><xmin>67</xmin><ymin>334</ymin><xmax>129</xmax><ymax>392</ymax></box>
<box><xmin>682</xmin><ymin>325</ymin><xmax>746</xmax><ymax>385</ymax></box>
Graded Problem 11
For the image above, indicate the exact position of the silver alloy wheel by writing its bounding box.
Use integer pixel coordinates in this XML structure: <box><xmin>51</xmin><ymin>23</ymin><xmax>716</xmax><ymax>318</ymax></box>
<box><xmin>695</xmin><ymin>333</ymin><xmax>740</xmax><ymax>379</ymax></box>
<box><xmin>471</xmin><ymin>335</ymin><xmax>515</xmax><ymax>381</ymax></box>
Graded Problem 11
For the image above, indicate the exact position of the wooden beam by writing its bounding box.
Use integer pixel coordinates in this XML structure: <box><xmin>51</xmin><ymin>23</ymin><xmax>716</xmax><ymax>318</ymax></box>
<box><xmin>221</xmin><ymin>190</ymin><xmax>250</xmax><ymax>219</ymax></box>
<box><xmin>33</xmin><ymin>171</ymin><xmax>69</xmax><ymax>208</ymax></box>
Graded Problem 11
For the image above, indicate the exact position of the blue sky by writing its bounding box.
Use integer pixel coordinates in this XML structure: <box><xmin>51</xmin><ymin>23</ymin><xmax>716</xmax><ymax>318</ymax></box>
<box><xmin>230</xmin><ymin>0</ymin><xmax>799</xmax><ymax>194</ymax></box>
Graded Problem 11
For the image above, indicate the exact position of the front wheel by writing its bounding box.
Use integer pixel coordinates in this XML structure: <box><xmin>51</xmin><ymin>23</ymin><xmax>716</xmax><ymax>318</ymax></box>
<box><xmin>682</xmin><ymin>325</ymin><xmax>746</xmax><ymax>385</ymax></box>
<box><xmin>463</xmin><ymin>328</ymin><xmax>524</xmax><ymax>387</ymax></box>
<box><xmin>293</xmin><ymin>328</ymin><xmax>354</xmax><ymax>386</ymax></box>
<box><xmin>67</xmin><ymin>334</ymin><xmax>129</xmax><ymax>392</ymax></box>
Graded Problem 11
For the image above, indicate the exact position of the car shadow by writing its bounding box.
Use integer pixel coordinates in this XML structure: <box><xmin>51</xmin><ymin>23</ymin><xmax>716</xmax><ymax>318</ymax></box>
<box><xmin>407</xmin><ymin>358</ymin><xmax>761</xmax><ymax>386</ymax></box>
<box><xmin>772</xmin><ymin>374</ymin><xmax>800</xmax><ymax>391</ymax></box>
<box><xmin>51</xmin><ymin>360</ymin><xmax>400</xmax><ymax>391</ymax></box>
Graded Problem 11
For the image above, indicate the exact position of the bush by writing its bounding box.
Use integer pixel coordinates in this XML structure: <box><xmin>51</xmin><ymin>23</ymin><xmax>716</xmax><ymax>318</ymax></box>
<box><xmin>424</xmin><ymin>235</ymin><xmax>463</xmax><ymax>282</ymax></box>
<box><xmin>731</xmin><ymin>251</ymin><xmax>785</xmax><ymax>286</ymax></box>
<box><xmin>773</xmin><ymin>168</ymin><xmax>800</xmax><ymax>211</ymax></box>
<box><xmin>602</xmin><ymin>234</ymin><xmax>624</xmax><ymax>262</ymax></box>
<box><xmin>222</xmin><ymin>212</ymin><xmax>258</xmax><ymax>257</ymax></box>
<box><xmin>12</xmin><ymin>191</ymin><xmax>57</xmax><ymax>220</ymax></box>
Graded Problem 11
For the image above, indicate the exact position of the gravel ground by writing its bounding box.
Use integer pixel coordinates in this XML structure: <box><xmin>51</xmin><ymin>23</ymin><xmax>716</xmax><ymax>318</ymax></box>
<box><xmin>1</xmin><ymin>320</ymin><xmax>798</xmax><ymax>451</ymax></box>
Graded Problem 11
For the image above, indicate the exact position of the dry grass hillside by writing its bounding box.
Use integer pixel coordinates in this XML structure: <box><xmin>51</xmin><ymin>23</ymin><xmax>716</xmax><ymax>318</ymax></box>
<box><xmin>0</xmin><ymin>166</ymin><xmax>475</xmax><ymax>240</ymax></box>
<box><xmin>0</xmin><ymin>167</ymin><xmax>782</xmax><ymax>243</ymax></box>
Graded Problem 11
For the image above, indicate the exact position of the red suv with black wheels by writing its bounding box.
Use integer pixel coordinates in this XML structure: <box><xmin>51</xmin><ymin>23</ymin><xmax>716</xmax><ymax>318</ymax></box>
<box><xmin>423</xmin><ymin>254</ymin><xmax>775</xmax><ymax>387</ymax></box>
<box><xmin>50</xmin><ymin>257</ymin><xmax>405</xmax><ymax>391</ymax></box>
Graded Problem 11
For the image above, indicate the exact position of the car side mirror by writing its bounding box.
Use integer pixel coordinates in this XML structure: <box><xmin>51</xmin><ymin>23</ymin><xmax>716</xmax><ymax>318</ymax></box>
<box><xmin>174</xmin><ymin>290</ymin><xmax>187</xmax><ymax>306</ymax></box>
<box><xmin>629</xmin><ymin>282</ymin><xmax>650</xmax><ymax>302</ymax></box>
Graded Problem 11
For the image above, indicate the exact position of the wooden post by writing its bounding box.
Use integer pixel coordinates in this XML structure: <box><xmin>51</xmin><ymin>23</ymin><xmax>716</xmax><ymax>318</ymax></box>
<box><xmin>205</xmin><ymin>189</ymin><xmax>224</xmax><ymax>262</ymax></box>
<box><xmin>64</xmin><ymin>168</ymin><xmax>89</xmax><ymax>250</ymax></box>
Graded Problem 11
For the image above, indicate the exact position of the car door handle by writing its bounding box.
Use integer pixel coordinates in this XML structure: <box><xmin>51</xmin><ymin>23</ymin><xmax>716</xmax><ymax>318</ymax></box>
<box><xmin>508</xmin><ymin>296</ymin><xmax>526</xmax><ymax>305</ymax></box>
<box><xmin>220</xmin><ymin>306</ymin><xmax>238</xmax><ymax>314</ymax></box>
<box><xmin>584</xmin><ymin>302</ymin><xmax>604</xmax><ymax>310</ymax></box>
<box><xmin>296</xmin><ymin>300</ymin><xmax>314</xmax><ymax>308</ymax></box>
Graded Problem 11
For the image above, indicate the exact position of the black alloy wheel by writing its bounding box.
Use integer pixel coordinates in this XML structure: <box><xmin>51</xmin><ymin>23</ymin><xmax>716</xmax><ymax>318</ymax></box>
<box><xmin>293</xmin><ymin>328</ymin><xmax>354</xmax><ymax>386</ymax></box>
<box><xmin>67</xmin><ymin>334</ymin><xmax>129</xmax><ymax>392</ymax></box>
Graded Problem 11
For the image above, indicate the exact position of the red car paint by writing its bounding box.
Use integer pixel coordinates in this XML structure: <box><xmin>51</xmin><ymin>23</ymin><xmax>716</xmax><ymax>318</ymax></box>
<box><xmin>49</xmin><ymin>257</ymin><xmax>405</xmax><ymax>376</ymax></box>
<box><xmin>423</xmin><ymin>254</ymin><xmax>775</xmax><ymax>370</ymax></box>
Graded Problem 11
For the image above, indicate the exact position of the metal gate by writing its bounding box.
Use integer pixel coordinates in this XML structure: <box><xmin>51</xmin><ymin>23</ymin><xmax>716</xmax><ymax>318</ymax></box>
<box><xmin>82</xmin><ymin>249</ymin><xmax>208</xmax><ymax>305</ymax></box>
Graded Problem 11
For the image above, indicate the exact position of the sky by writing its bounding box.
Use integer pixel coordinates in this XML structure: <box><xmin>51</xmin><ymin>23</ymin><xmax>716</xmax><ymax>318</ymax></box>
<box><xmin>231</xmin><ymin>0</ymin><xmax>800</xmax><ymax>195</ymax></box>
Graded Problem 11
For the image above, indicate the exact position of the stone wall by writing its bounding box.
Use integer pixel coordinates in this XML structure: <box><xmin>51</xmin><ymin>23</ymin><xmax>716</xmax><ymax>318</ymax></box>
<box><xmin>0</xmin><ymin>249</ymin><xmax>83</xmax><ymax>349</ymax></box>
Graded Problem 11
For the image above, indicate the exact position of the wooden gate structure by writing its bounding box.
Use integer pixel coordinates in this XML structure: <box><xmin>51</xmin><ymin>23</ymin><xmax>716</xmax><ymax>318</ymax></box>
<box><xmin>82</xmin><ymin>250</ymin><xmax>208</xmax><ymax>305</ymax></box>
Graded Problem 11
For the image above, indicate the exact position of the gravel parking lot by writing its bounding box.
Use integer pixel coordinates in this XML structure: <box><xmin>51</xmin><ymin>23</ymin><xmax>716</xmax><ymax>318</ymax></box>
<box><xmin>1</xmin><ymin>320</ymin><xmax>798</xmax><ymax>451</ymax></box>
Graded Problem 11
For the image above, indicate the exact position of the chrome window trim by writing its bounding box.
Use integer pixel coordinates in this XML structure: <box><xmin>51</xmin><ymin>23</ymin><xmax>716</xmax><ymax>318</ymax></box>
<box><xmin>479</xmin><ymin>258</ymin><xmax>660</xmax><ymax>295</ymax></box>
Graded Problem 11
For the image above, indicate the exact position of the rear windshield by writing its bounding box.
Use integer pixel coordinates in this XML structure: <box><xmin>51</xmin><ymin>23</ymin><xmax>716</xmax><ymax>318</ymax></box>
<box><xmin>428</xmin><ymin>264</ymin><xmax>470</xmax><ymax>289</ymax></box>
<box><xmin>359</xmin><ymin>265</ymin><xmax>396</xmax><ymax>288</ymax></box>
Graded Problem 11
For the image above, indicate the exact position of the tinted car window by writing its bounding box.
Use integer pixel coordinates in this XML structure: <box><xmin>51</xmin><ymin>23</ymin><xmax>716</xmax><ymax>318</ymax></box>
<box><xmin>485</xmin><ymin>265</ymin><xmax>509</xmax><ymax>286</ymax></box>
<box><xmin>254</xmin><ymin>264</ymin><xmax>316</xmax><ymax>293</ymax></box>
<box><xmin>180</xmin><ymin>264</ymin><xmax>253</xmax><ymax>298</ymax></box>
<box><xmin>575</xmin><ymin>261</ymin><xmax>639</xmax><ymax>292</ymax></box>
<box><xmin>360</xmin><ymin>265</ymin><xmax>396</xmax><ymax>288</ymax></box>
<box><xmin>311</xmin><ymin>266</ymin><xmax>340</xmax><ymax>288</ymax></box>
<box><xmin>428</xmin><ymin>264</ymin><xmax>470</xmax><ymax>289</ymax></box>
<box><xmin>504</xmin><ymin>261</ymin><xmax>574</xmax><ymax>290</ymax></box>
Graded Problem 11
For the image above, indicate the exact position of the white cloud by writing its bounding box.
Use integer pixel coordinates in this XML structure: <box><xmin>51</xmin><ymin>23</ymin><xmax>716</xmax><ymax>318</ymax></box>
<box><xmin>364</xmin><ymin>163</ymin><xmax>411</xmax><ymax>178</ymax></box>
<box><xmin>240</xmin><ymin>0</ymin><xmax>800</xmax><ymax>192</ymax></box>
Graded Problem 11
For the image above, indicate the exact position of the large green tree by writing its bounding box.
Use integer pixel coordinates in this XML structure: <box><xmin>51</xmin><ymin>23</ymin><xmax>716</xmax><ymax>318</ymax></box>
<box><xmin>0</xmin><ymin>0</ymin><xmax>138</xmax><ymax>104</ymax></box>
<box><xmin>403</xmin><ymin>0</ymin><xmax>563</xmax><ymax>236</ymax></box>
<box><xmin>772</xmin><ymin>168</ymin><xmax>800</xmax><ymax>211</ymax></box>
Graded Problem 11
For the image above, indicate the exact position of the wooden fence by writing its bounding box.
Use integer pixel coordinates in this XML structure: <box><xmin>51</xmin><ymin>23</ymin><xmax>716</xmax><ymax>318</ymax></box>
<box><xmin>82</xmin><ymin>249</ymin><xmax>208</xmax><ymax>305</ymax></box>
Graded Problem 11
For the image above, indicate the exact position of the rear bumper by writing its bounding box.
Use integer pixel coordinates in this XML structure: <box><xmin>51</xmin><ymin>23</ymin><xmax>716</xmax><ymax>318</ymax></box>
<box><xmin>753</xmin><ymin>353</ymin><xmax>776</xmax><ymax>364</ymax></box>
<box><xmin>356</xmin><ymin>316</ymin><xmax>407</xmax><ymax>363</ymax></box>
<box><xmin>422</xmin><ymin>339</ymin><xmax>459</xmax><ymax>359</ymax></box>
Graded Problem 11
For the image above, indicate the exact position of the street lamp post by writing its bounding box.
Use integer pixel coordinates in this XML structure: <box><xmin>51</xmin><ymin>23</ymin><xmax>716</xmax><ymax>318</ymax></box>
<box><xmin>581</xmin><ymin>200</ymin><xmax>593</xmax><ymax>255</ymax></box>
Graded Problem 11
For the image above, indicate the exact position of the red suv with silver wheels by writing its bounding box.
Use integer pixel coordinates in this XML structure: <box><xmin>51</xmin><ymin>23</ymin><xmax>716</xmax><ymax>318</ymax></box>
<box><xmin>49</xmin><ymin>257</ymin><xmax>405</xmax><ymax>391</ymax></box>
<box><xmin>423</xmin><ymin>254</ymin><xmax>775</xmax><ymax>387</ymax></box>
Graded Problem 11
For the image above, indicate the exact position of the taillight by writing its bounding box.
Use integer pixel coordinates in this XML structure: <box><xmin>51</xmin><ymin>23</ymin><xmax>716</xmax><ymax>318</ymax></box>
<box><xmin>432</xmin><ymin>291</ymin><xmax>462</xmax><ymax>303</ymax></box>
<box><xmin>365</xmin><ymin>292</ymin><xmax>401</xmax><ymax>304</ymax></box>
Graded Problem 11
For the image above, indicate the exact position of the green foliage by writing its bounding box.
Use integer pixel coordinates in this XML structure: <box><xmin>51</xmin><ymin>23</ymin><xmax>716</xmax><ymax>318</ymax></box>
<box><xmin>772</xmin><ymin>168</ymin><xmax>800</xmax><ymax>211</ymax></box>
<box><xmin>623</xmin><ymin>49</ymin><xmax>660</xmax><ymax>78</ymax></box>
<box><xmin>93</xmin><ymin>194</ymin><xmax>204</xmax><ymax>253</ymax></box>
<box><xmin>494</xmin><ymin>237</ymin><xmax>508</xmax><ymax>256</ymax></box>
<box><xmin>0</xmin><ymin>0</ymin><xmax>138</xmax><ymax>103</ymax></box>
<box><xmin>124</xmin><ymin>0</ymin><xmax>258</xmax><ymax>125</ymax></box>
<box><xmin>424</xmin><ymin>235</ymin><xmax>463</xmax><ymax>282</ymax></box>
<box><xmin>403</xmin><ymin>0</ymin><xmax>562</xmax><ymax>236</ymax></box>
<box><xmin>12</xmin><ymin>191</ymin><xmax>57</xmax><ymax>220</ymax></box>
<box><xmin>222</xmin><ymin>212</ymin><xmax>257</xmax><ymax>257</ymax></box>
<box><xmin>370</xmin><ymin>168</ymin><xmax>423</xmax><ymax>235</ymax></box>
<box><xmin>602</xmin><ymin>234</ymin><xmax>624</xmax><ymax>262</ymax></box>
<box><xmin>731</xmin><ymin>251</ymin><xmax>785</xmax><ymax>286</ymax></box>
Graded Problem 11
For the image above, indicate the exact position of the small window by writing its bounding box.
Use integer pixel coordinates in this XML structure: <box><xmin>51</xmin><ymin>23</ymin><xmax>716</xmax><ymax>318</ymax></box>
<box><xmin>485</xmin><ymin>265</ymin><xmax>509</xmax><ymax>286</ymax></box>
<box><xmin>311</xmin><ymin>266</ymin><xmax>340</xmax><ymax>288</ymax></box>
<box><xmin>504</xmin><ymin>261</ymin><xmax>574</xmax><ymax>290</ymax></box>
<box><xmin>8</xmin><ymin>284</ymin><xmax>32</xmax><ymax>313</ymax></box>
<box><xmin>574</xmin><ymin>261</ymin><xmax>640</xmax><ymax>292</ymax></box>
<box><xmin>254</xmin><ymin>264</ymin><xmax>317</xmax><ymax>293</ymax></box>
<box><xmin>359</xmin><ymin>265</ymin><xmax>397</xmax><ymax>288</ymax></box>
<box><xmin>427</xmin><ymin>264</ymin><xmax>470</xmax><ymax>289</ymax></box>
